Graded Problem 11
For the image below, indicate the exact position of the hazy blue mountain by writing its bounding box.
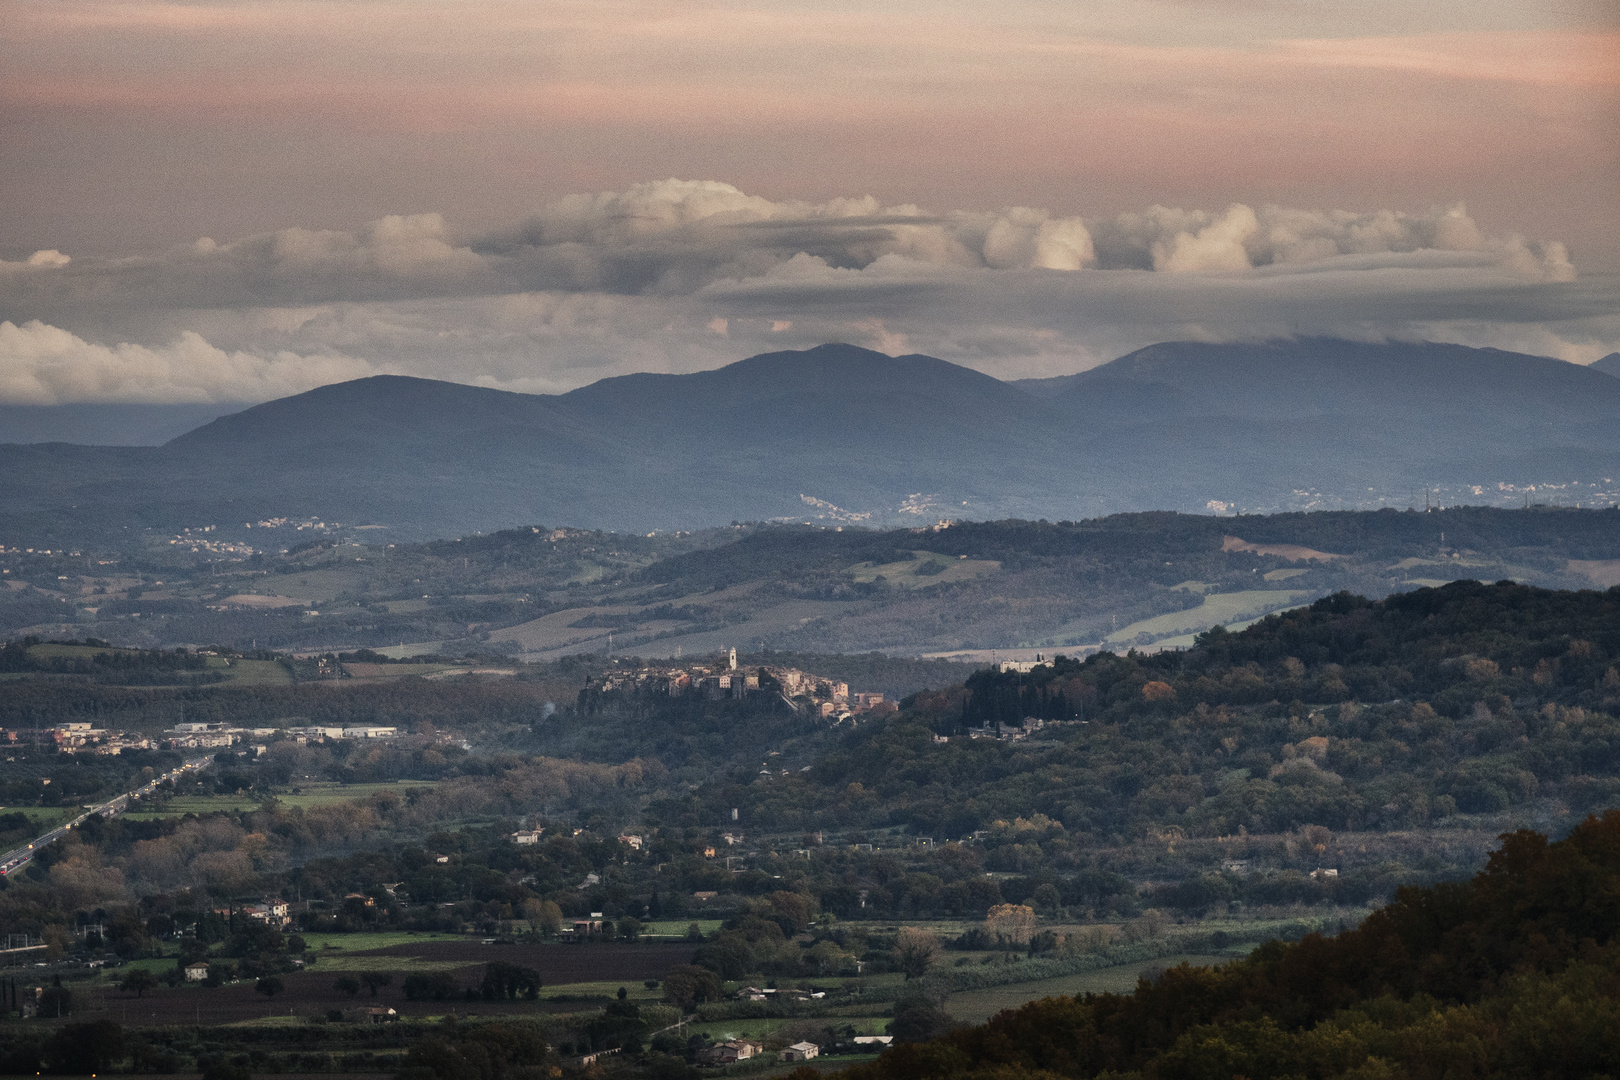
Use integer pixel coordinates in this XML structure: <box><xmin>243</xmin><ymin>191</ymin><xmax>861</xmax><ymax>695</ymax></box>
<box><xmin>1047</xmin><ymin>339</ymin><xmax>1616</xmax><ymax>426</ymax></box>
<box><xmin>0</xmin><ymin>402</ymin><xmax>245</xmax><ymax>445</ymax></box>
<box><xmin>2</xmin><ymin>340</ymin><xmax>1618</xmax><ymax>548</ymax></box>
<box><xmin>1594</xmin><ymin>353</ymin><xmax>1620</xmax><ymax>378</ymax></box>
<box><xmin>1028</xmin><ymin>339</ymin><xmax>1620</xmax><ymax>504</ymax></box>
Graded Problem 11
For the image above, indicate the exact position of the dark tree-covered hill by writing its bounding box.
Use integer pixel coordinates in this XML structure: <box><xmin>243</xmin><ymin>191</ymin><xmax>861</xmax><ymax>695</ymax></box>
<box><xmin>846</xmin><ymin>811</ymin><xmax>1620</xmax><ymax>1080</ymax></box>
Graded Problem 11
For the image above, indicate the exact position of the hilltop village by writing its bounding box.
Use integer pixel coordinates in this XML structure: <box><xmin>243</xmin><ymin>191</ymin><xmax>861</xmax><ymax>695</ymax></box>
<box><xmin>582</xmin><ymin>648</ymin><xmax>895</xmax><ymax>723</ymax></box>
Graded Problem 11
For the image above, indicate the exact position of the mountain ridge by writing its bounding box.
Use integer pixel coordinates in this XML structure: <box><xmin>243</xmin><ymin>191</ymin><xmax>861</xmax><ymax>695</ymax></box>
<box><xmin>2</xmin><ymin>339</ymin><xmax>1618</xmax><ymax>547</ymax></box>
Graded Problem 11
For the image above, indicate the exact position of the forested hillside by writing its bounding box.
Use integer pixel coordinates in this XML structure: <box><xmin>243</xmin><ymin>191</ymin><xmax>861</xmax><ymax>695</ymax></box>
<box><xmin>845</xmin><ymin>811</ymin><xmax>1620</xmax><ymax>1080</ymax></box>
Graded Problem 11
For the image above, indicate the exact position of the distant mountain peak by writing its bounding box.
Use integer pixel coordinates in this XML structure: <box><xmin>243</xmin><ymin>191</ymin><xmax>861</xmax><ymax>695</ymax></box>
<box><xmin>6</xmin><ymin>337</ymin><xmax>1620</xmax><ymax>546</ymax></box>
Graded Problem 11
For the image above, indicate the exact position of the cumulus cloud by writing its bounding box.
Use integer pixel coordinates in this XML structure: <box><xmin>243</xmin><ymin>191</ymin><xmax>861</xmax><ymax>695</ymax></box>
<box><xmin>0</xmin><ymin>319</ymin><xmax>380</xmax><ymax>405</ymax></box>
<box><xmin>1093</xmin><ymin>201</ymin><xmax>1576</xmax><ymax>279</ymax></box>
<box><xmin>0</xmin><ymin>183</ymin><xmax>1577</xmax><ymax>324</ymax></box>
<box><xmin>1152</xmin><ymin>205</ymin><xmax>1260</xmax><ymax>273</ymax></box>
<box><xmin>0</xmin><ymin>181</ymin><xmax>1606</xmax><ymax>404</ymax></box>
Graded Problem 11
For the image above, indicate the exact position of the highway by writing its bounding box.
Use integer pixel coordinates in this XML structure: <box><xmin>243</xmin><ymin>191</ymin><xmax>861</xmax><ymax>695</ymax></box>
<box><xmin>0</xmin><ymin>755</ymin><xmax>215</xmax><ymax>876</ymax></box>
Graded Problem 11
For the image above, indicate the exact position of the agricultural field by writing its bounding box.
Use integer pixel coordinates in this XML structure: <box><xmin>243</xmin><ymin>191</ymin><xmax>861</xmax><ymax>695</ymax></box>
<box><xmin>120</xmin><ymin>781</ymin><xmax>440</xmax><ymax>820</ymax></box>
<box><xmin>942</xmin><ymin>951</ymin><xmax>1238</xmax><ymax>1024</ymax></box>
<box><xmin>299</xmin><ymin>931</ymin><xmax>467</xmax><ymax>952</ymax></box>
<box><xmin>1098</xmin><ymin>588</ymin><xmax>1315</xmax><ymax>646</ymax></box>
<box><xmin>0</xmin><ymin>807</ymin><xmax>69</xmax><ymax>827</ymax></box>
<box><xmin>847</xmin><ymin>552</ymin><xmax>1001</xmax><ymax>589</ymax></box>
<box><xmin>693</xmin><ymin>1015</ymin><xmax>890</xmax><ymax>1042</ymax></box>
<box><xmin>641</xmin><ymin>920</ymin><xmax>724</xmax><ymax>939</ymax></box>
<box><xmin>74</xmin><ymin>940</ymin><xmax>698</xmax><ymax>1027</ymax></box>
<box><xmin>25</xmin><ymin>642</ymin><xmax>294</xmax><ymax>684</ymax></box>
<box><xmin>212</xmin><ymin>657</ymin><xmax>295</xmax><ymax>685</ymax></box>
<box><xmin>339</xmin><ymin>662</ymin><xmax>464</xmax><ymax>680</ymax></box>
<box><xmin>354</xmin><ymin>940</ymin><xmax>697</xmax><ymax>982</ymax></box>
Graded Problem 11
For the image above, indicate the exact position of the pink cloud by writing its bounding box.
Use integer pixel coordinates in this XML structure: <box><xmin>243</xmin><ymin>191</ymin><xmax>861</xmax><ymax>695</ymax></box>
<box><xmin>2</xmin><ymin>2</ymin><xmax>1613</xmax><ymax>268</ymax></box>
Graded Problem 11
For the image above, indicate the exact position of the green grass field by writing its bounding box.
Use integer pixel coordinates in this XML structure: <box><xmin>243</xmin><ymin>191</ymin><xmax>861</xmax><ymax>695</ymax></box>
<box><xmin>0</xmin><ymin>807</ymin><xmax>70</xmax><ymax>827</ymax></box>
<box><xmin>944</xmin><ymin>952</ymin><xmax>1238</xmax><ymax>1024</ymax></box>
<box><xmin>694</xmin><ymin>1016</ymin><xmax>890</xmax><ymax>1041</ymax></box>
<box><xmin>121</xmin><ymin>781</ymin><xmax>440</xmax><ymax>820</ymax></box>
<box><xmin>847</xmin><ymin>552</ymin><xmax>1001</xmax><ymax>589</ymax></box>
<box><xmin>300</xmin><ymin>931</ymin><xmax>466</xmax><ymax>951</ymax></box>
<box><xmin>21</xmin><ymin>644</ymin><xmax>294</xmax><ymax>686</ymax></box>
<box><xmin>215</xmin><ymin>658</ymin><xmax>294</xmax><ymax>685</ymax></box>
<box><xmin>542</xmin><ymin>979</ymin><xmax>668</xmax><ymax>1001</ymax></box>
<box><xmin>642</xmin><ymin>919</ymin><xmax>724</xmax><ymax>938</ymax></box>
<box><xmin>27</xmin><ymin>643</ymin><xmax>144</xmax><ymax>660</ymax></box>
<box><xmin>341</xmin><ymin>662</ymin><xmax>459</xmax><ymax>679</ymax></box>
<box><xmin>1102</xmin><ymin>590</ymin><xmax>1315</xmax><ymax>645</ymax></box>
<box><xmin>271</xmin><ymin>781</ymin><xmax>439</xmax><ymax>806</ymax></box>
<box><xmin>305</xmin><ymin>954</ymin><xmax>468</xmax><ymax>973</ymax></box>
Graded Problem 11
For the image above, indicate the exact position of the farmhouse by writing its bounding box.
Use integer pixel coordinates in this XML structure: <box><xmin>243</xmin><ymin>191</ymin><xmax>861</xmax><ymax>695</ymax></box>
<box><xmin>780</xmin><ymin>1042</ymin><xmax>820</xmax><ymax>1061</ymax></box>
<box><xmin>698</xmin><ymin>1039</ymin><xmax>761</xmax><ymax>1064</ymax></box>
<box><xmin>244</xmin><ymin>899</ymin><xmax>290</xmax><ymax>926</ymax></box>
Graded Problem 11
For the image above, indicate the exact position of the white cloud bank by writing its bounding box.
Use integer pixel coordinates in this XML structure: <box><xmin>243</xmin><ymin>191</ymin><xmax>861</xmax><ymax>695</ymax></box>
<box><xmin>0</xmin><ymin>319</ymin><xmax>379</xmax><ymax>405</ymax></box>
<box><xmin>0</xmin><ymin>181</ymin><xmax>1607</xmax><ymax>404</ymax></box>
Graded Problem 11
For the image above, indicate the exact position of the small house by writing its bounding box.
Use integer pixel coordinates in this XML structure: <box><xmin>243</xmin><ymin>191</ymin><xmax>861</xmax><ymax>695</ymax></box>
<box><xmin>698</xmin><ymin>1040</ymin><xmax>760</xmax><ymax>1065</ymax></box>
<box><xmin>184</xmin><ymin>962</ymin><xmax>209</xmax><ymax>982</ymax></box>
<box><xmin>780</xmin><ymin>1042</ymin><xmax>820</xmax><ymax>1062</ymax></box>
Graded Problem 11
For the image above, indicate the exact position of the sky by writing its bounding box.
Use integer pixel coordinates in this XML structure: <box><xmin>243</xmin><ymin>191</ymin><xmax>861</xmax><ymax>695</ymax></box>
<box><xmin>1</xmin><ymin>0</ymin><xmax>1616</xmax><ymax>405</ymax></box>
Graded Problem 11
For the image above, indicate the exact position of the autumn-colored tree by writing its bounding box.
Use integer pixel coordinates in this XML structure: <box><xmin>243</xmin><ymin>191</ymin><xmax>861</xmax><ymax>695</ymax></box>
<box><xmin>985</xmin><ymin>903</ymin><xmax>1036</xmax><ymax>947</ymax></box>
<box><xmin>535</xmin><ymin>900</ymin><xmax>563</xmax><ymax>936</ymax></box>
<box><xmin>1142</xmin><ymin>680</ymin><xmax>1177</xmax><ymax>703</ymax></box>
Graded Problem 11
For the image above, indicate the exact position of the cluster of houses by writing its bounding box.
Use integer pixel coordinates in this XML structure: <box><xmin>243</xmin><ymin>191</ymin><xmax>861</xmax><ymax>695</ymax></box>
<box><xmin>511</xmin><ymin>828</ymin><xmax>651</xmax><ymax>852</ymax></box>
<box><xmin>3</xmin><ymin>718</ymin><xmax>412</xmax><ymax>755</ymax></box>
<box><xmin>164</xmin><ymin>721</ymin><xmax>399</xmax><ymax>749</ymax></box>
<box><xmin>0</xmin><ymin>723</ymin><xmax>153</xmax><ymax>755</ymax></box>
<box><xmin>962</xmin><ymin>716</ymin><xmax>1074</xmax><ymax>741</ymax></box>
<box><xmin>588</xmin><ymin>648</ymin><xmax>896</xmax><ymax>725</ymax></box>
<box><xmin>695</xmin><ymin>1038</ymin><xmax>834</xmax><ymax>1065</ymax></box>
<box><xmin>997</xmin><ymin>656</ymin><xmax>1054</xmax><ymax>674</ymax></box>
